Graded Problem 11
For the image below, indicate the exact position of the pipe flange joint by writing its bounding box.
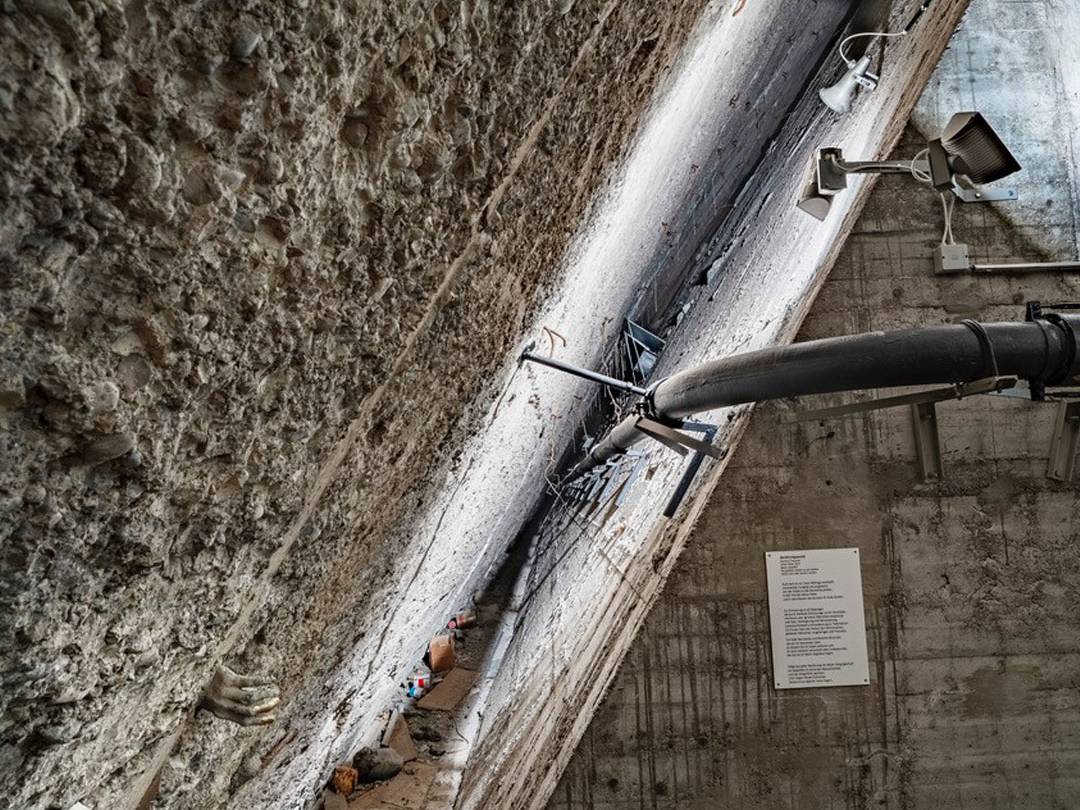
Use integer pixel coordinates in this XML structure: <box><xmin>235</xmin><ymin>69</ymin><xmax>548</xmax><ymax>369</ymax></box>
<box><xmin>640</xmin><ymin>379</ymin><xmax>663</xmax><ymax>419</ymax></box>
<box><xmin>1040</xmin><ymin>313</ymin><xmax>1078</xmax><ymax>385</ymax></box>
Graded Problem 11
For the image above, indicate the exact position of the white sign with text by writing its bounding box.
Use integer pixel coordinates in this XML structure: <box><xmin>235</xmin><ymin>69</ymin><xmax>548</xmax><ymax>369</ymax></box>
<box><xmin>765</xmin><ymin>548</ymin><xmax>870</xmax><ymax>689</ymax></box>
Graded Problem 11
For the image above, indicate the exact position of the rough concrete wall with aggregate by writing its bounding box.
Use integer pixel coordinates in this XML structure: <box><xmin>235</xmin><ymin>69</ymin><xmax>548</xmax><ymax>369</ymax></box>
<box><xmin>547</xmin><ymin>123</ymin><xmax>1080</xmax><ymax>809</ymax></box>
<box><xmin>0</xmin><ymin>1</ymin><xmax>712</xmax><ymax>807</ymax></box>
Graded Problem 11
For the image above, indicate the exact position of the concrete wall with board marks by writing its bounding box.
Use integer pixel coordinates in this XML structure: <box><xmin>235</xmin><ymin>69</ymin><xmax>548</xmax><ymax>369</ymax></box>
<box><xmin>546</xmin><ymin>114</ymin><xmax>1080</xmax><ymax>808</ymax></box>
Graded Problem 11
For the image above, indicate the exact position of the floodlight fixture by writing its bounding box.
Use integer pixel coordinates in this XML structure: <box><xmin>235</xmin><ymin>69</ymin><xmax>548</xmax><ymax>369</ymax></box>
<box><xmin>929</xmin><ymin>111</ymin><xmax>1022</xmax><ymax>188</ymax></box>
<box><xmin>797</xmin><ymin>111</ymin><xmax>1021</xmax><ymax>221</ymax></box>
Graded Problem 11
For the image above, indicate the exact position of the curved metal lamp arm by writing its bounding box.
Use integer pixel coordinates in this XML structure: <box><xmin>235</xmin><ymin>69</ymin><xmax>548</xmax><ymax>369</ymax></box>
<box><xmin>831</xmin><ymin>157</ymin><xmax>928</xmax><ymax>174</ymax></box>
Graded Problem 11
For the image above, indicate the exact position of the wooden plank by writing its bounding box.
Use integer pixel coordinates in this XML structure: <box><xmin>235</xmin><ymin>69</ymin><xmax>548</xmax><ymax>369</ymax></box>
<box><xmin>416</xmin><ymin>668</ymin><xmax>478</xmax><ymax>711</ymax></box>
<box><xmin>381</xmin><ymin>711</ymin><xmax>418</xmax><ymax>763</ymax></box>
<box><xmin>348</xmin><ymin>762</ymin><xmax>437</xmax><ymax>810</ymax></box>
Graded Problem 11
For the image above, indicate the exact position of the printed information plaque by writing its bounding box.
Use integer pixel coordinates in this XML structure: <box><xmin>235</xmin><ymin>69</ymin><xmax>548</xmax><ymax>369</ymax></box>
<box><xmin>765</xmin><ymin>548</ymin><xmax>870</xmax><ymax>689</ymax></box>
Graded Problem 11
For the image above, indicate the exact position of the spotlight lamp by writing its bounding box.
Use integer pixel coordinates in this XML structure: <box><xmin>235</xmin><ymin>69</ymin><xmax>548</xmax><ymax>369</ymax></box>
<box><xmin>929</xmin><ymin>111</ymin><xmax>1022</xmax><ymax>189</ymax></box>
<box><xmin>819</xmin><ymin>54</ymin><xmax>878</xmax><ymax>114</ymax></box>
<box><xmin>797</xmin><ymin>111</ymin><xmax>1021</xmax><ymax>221</ymax></box>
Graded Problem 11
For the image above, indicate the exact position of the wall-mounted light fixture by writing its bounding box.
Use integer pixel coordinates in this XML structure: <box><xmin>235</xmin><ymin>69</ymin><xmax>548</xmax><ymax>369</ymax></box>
<box><xmin>819</xmin><ymin>45</ymin><xmax>888</xmax><ymax>114</ymax></box>
<box><xmin>797</xmin><ymin>111</ymin><xmax>1021</xmax><ymax>221</ymax></box>
<box><xmin>928</xmin><ymin>111</ymin><xmax>1022</xmax><ymax>191</ymax></box>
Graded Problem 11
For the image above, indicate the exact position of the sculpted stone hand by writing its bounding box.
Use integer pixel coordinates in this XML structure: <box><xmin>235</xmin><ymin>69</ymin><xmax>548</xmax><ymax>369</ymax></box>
<box><xmin>200</xmin><ymin>665</ymin><xmax>280</xmax><ymax>727</ymax></box>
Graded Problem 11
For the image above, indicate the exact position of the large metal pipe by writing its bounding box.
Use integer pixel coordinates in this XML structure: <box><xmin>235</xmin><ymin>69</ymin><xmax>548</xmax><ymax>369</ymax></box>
<box><xmin>571</xmin><ymin>314</ymin><xmax>1080</xmax><ymax>477</ymax></box>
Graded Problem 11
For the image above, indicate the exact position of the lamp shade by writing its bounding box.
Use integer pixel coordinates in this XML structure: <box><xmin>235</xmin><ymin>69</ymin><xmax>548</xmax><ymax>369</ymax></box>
<box><xmin>819</xmin><ymin>55</ymin><xmax>874</xmax><ymax>114</ymax></box>
<box><xmin>940</xmin><ymin>112</ymin><xmax>1021</xmax><ymax>184</ymax></box>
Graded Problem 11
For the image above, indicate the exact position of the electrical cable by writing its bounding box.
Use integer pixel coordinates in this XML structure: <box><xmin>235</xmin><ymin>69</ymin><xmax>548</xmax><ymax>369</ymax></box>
<box><xmin>939</xmin><ymin>191</ymin><xmax>956</xmax><ymax>245</ymax></box>
<box><xmin>838</xmin><ymin>30</ymin><xmax>908</xmax><ymax>66</ymax></box>
<box><xmin>910</xmin><ymin>147</ymin><xmax>931</xmax><ymax>183</ymax></box>
<box><xmin>908</xmin><ymin>148</ymin><xmax>957</xmax><ymax>244</ymax></box>
<box><xmin>911</xmin><ymin>148</ymin><xmax>956</xmax><ymax>245</ymax></box>
<box><xmin>838</xmin><ymin>1</ymin><xmax>937</xmax><ymax>67</ymax></box>
<box><xmin>961</xmin><ymin>319</ymin><xmax>1000</xmax><ymax>378</ymax></box>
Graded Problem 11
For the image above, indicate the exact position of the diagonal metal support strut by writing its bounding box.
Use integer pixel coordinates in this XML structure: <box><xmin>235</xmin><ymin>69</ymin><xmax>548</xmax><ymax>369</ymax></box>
<box><xmin>634</xmin><ymin>416</ymin><xmax>725</xmax><ymax>458</ymax></box>
<box><xmin>786</xmin><ymin>377</ymin><xmax>1017</xmax><ymax>422</ymax></box>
